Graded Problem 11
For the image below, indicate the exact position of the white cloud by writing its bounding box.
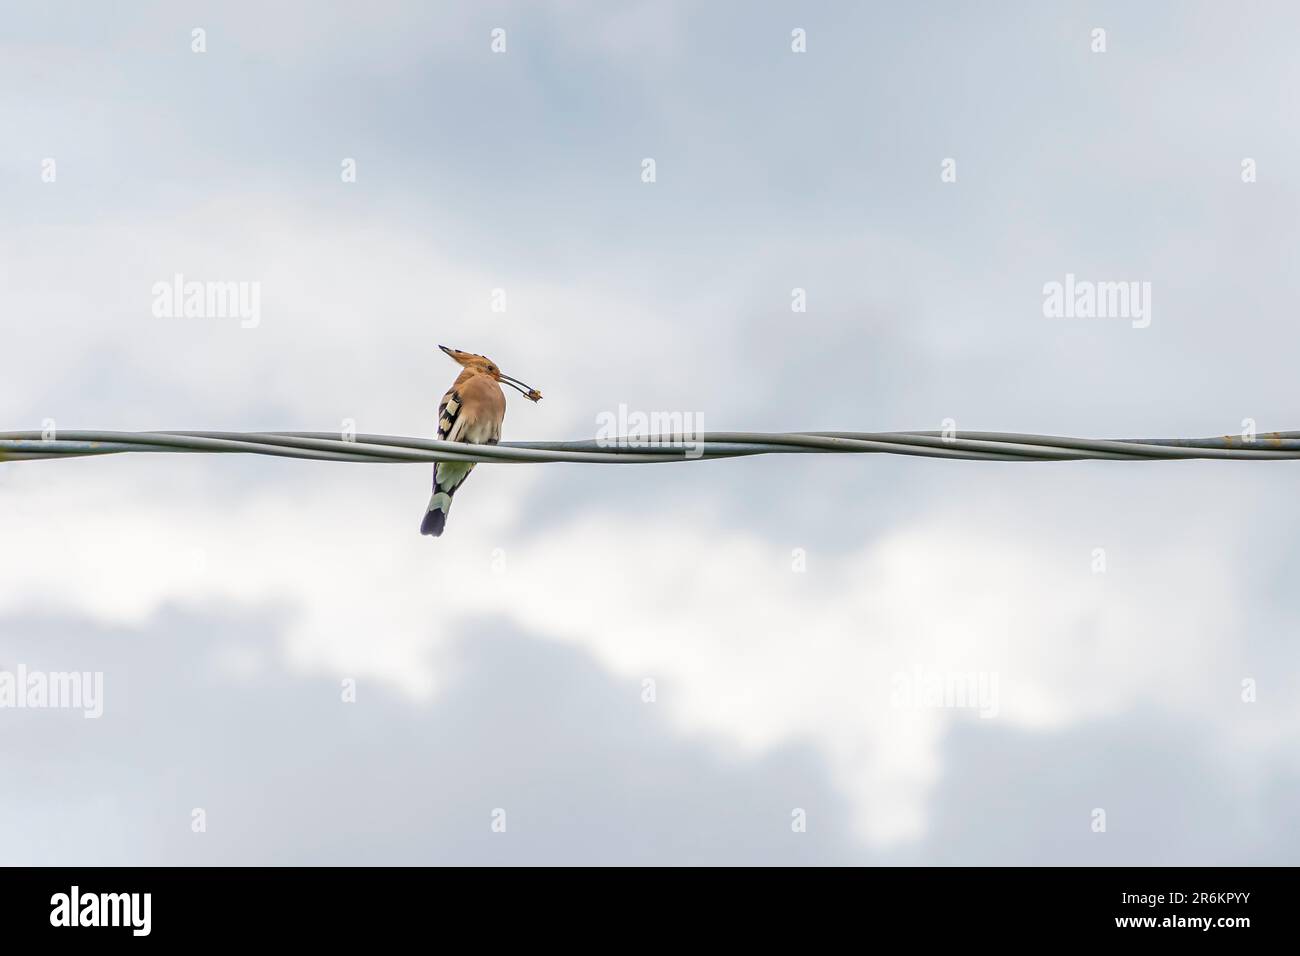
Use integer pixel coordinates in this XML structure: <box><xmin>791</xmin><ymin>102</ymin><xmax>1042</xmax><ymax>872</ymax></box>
<box><xmin>2</xmin><ymin>452</ymin><xmax>1283</xmax><ymax>846</ymax></box>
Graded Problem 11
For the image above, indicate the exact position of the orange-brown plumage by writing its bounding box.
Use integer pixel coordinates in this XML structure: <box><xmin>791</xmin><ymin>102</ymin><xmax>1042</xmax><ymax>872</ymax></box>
<box><xmin>420</xmin><ymin>346</ymin><xmax>541</xmax><ymax>537</ymax></box>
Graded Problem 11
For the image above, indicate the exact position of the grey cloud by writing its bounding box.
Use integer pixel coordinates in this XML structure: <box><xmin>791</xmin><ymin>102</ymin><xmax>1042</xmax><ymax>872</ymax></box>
<box><xmin>4</xmin><ymin>607</ymin><xmax>1294</xmax><ymax>864</ymax></box>
<box><xmin>0</xmin><ymin>610</ymin><xmax>859</xmax><ymax>865</ymax></box>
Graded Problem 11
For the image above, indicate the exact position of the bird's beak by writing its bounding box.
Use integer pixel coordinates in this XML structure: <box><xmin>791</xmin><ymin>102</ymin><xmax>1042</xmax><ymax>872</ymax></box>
<box><xmin>500</xmin><ymin>373</ymin><xmax>543</xmax><ymax>402</ymax></box>
<box><xmin>438</xmin><ymin>344</ymin><xmax>458</xmax><ymax>359</ymax></box>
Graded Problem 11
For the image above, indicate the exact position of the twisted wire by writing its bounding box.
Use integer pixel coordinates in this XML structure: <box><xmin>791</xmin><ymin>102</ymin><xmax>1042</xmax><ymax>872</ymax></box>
<box><xmin>3</xmin><ymin>429</ymin><xmax>1299</xmax><ymax>464</ymax></box>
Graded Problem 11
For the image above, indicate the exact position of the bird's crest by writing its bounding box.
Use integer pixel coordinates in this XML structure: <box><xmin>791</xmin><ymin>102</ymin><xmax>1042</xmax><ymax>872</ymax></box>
<box><xmin>438</xmin><ymin>345</ymin><xmax>542</xmax><ymax>401</ymax></box>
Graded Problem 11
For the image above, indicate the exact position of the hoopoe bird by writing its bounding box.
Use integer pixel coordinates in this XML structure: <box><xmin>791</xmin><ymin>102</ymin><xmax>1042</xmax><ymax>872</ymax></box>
<box><xmin>421</xmin><ymin>345</ymin><xmax>542</xmax><ymax>537</ymax></box>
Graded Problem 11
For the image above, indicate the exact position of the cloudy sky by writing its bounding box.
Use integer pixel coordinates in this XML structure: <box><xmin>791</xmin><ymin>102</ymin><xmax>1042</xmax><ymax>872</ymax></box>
<box><xmin>2</xmin><ymin>1</ymin><xmax>1298</xmax><ymax>864</ymax></box>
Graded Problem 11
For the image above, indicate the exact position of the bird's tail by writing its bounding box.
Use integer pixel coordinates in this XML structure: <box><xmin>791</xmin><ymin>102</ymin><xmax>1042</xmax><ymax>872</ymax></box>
<box><xmin>421</xmin><ymin>460</ymin><xmax>474</xmax><ymax>537</ymax></box>
<box><xmin>421</xmin><ymin>491</ymin><xmax>453</xmax><ymax>537</ymax></box>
